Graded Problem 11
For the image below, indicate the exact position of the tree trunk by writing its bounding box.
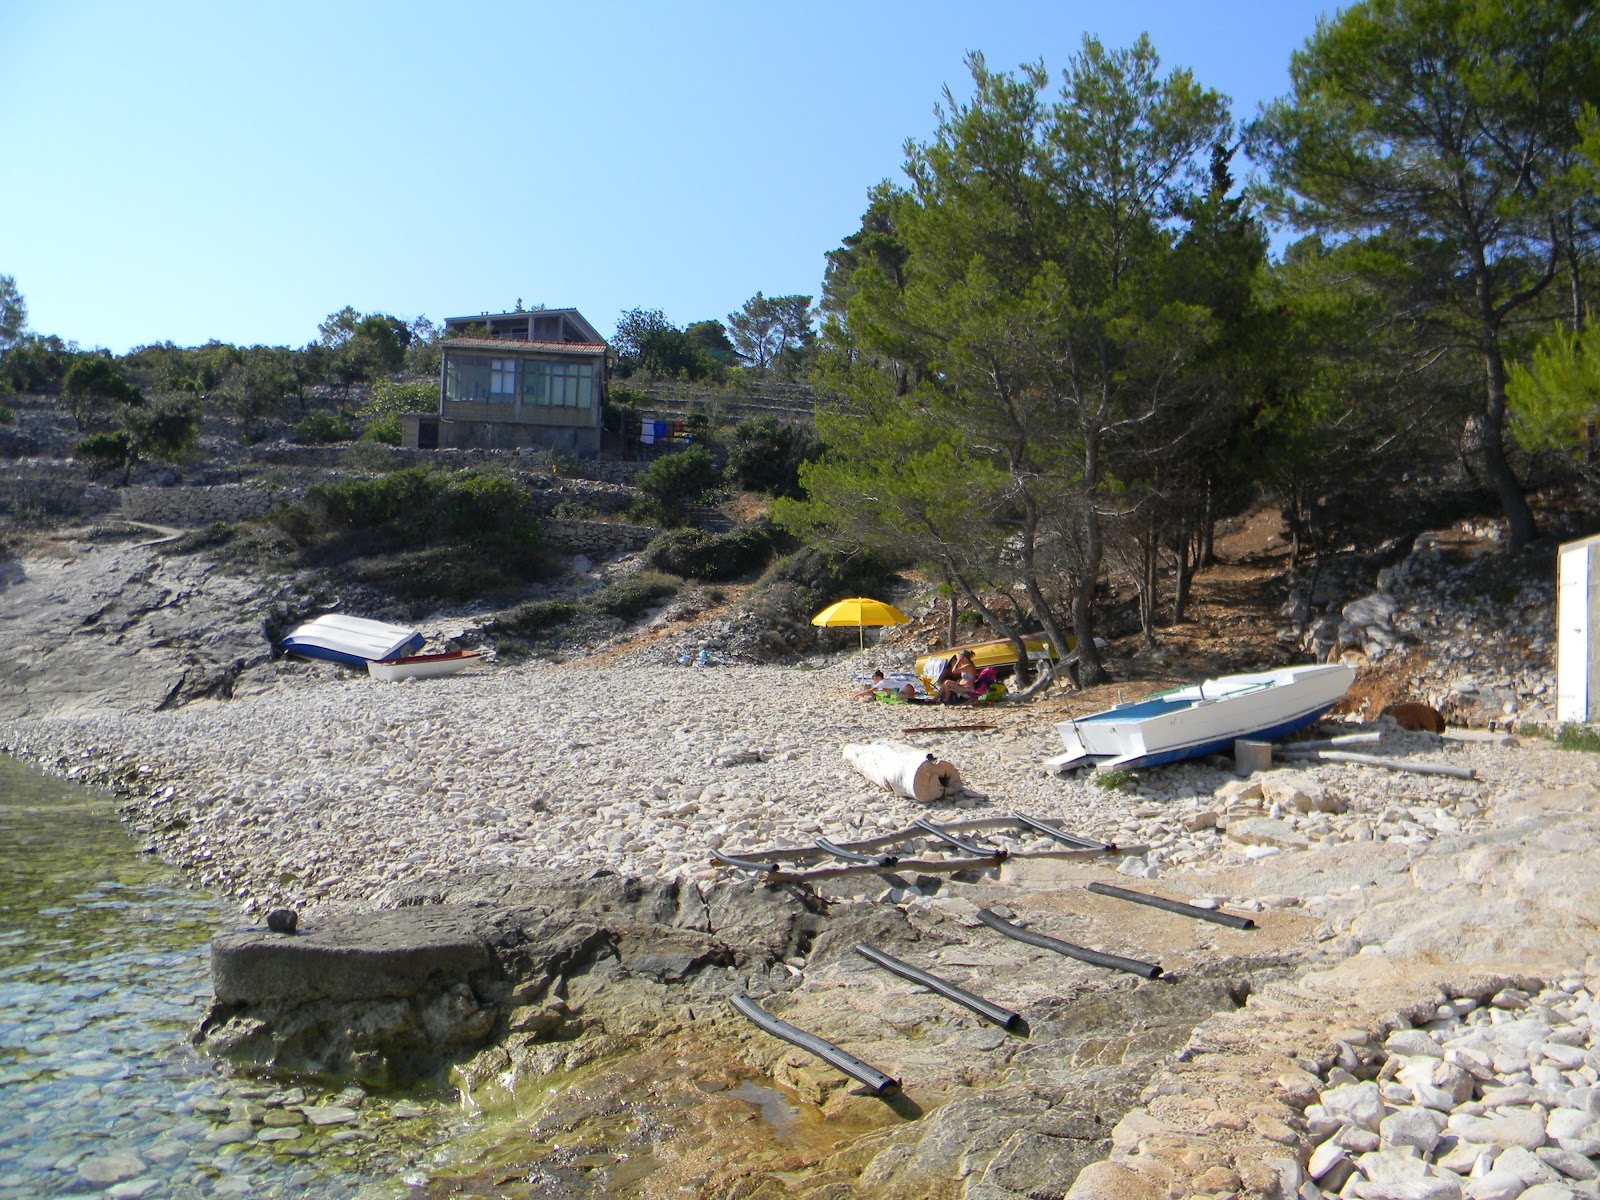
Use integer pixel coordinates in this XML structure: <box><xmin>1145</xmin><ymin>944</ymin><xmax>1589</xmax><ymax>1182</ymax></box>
<box><xmin>1073</xmin><ymin>430</ymin><xmax>1110</xmax><ymax>686</ymax></box>
<box><xmin>1480</xmin><ymin>343</ymin><xmax>1538</xmax><ymax>548</ymax></box>
<box><xmin>946</xmin><ymin>593</ymin><xmax>958</xmax><ymax>648</ymax></box>
<box><xmin>842</xmin><ymin>742</ymin><xmax>963</xmax><ymax>803</ymax></box>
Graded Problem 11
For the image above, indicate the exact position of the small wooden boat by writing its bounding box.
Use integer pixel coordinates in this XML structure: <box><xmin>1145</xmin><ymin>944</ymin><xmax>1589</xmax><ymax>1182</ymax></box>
<box><xmin>367</xmin><ymin>650</ymin><xmax>483</xmax><ymax>681</ymax></box>
<box><xmin>1047</xmin><ymin>663</ymin><xmax>1356</xmax><ymax>773</ymax></box>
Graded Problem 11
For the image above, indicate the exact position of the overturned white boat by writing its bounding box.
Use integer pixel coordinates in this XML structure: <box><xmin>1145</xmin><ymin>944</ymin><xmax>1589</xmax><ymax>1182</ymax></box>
<box><xmin>1047</xmin><ymin>663</ymin><xmax>1356</xmax><ymax>773</ymax></box>
<box><xmin>279</xmin><ymin>614</ymin><xmax>424</xmax><ymax>668</ymax></box>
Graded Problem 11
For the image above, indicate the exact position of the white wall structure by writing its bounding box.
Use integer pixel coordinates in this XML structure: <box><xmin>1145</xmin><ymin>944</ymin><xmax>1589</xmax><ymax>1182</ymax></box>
<box><xmin>1556</xmin><ymin>533</ymin><xmax>1600</xmax><ymax>724</ymax></box>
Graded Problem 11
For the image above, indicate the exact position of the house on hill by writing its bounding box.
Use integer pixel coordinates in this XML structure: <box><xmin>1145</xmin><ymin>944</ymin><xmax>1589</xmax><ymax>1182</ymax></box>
<box><xmin>401</xmin><ymin>307</ymin><xmax>607</xmax><ymax>456</ymax></box>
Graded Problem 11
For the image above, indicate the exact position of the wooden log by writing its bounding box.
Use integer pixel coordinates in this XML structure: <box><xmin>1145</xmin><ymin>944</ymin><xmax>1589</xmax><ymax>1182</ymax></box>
<box><xmin>842</xmin><ymin>741</ymin><xmax>962</xmax><ymax>803</ymax></box>
<box><xmin>1276</xmin><ymin>749</ymin><xmax>1476</xmax><ymax>780</ymax></box>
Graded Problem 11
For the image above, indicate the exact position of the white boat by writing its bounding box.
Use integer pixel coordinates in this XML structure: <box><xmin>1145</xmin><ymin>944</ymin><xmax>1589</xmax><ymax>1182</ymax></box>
<box><xmin>279</xmin><ymin>614</ymin><xmax>423</xmax><ymax>668</ymax></box>
<box><xmin>1047</xmin><ymin>663</ymin><xmax>1357</xmax><ymax>773</ymax></box>
<box><xmin>367</xmin><ymin>650</ymin><xmax>483</xmax><ymax>681</ymax></box>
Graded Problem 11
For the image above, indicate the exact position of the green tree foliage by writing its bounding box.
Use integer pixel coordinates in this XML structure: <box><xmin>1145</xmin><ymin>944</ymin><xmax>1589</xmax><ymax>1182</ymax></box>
<box><xmin>319</xmin><ymin>307</ymin><xmax>410</xmax><ymax>387</ymax></box>
<box><xmin>1249</xmin><ymin>0</ymin><xmax>1600</xmax><ymax>548</ymax></box>
<box><xmin>292</xmin><ymin>410</ymin><xmax>352</xmax><ymax>444</ymax></box>
<box><xmin>0</xmin><ymin>274</ymin><xmax>26</xmax><ymax>352</ymax></box>
<box><xmin>219</xmin><ymin>347</ymin><xmax>293</xmax><ymax>441</ymax></box>
<box><xmin>1508</xmin><ymin>320</ymin><xmax>1600</xmax><ymax>480</ymax></box>
<box><xmin>724</xmin><ymin>416</ymin><xmax>822</xmax><ymax>498</ymax></box>
<box><xmin>75</xmin><ymin>392</ymin><xmax>199</xmax><ymax>482</ymax></box>
<box><xmin>0</xmin><ymin>334</ymin><xmax>73</xmax><ymax>393</ymax></box>
<box><xmin>612</xmin><ymin>308</ymin><xmax>718</xmax><ymax>380</ymax></box>
<box><xmin>636</xmin><ymin>444</ymin><xmax>720</xmax><ymax>523</ymax></box>
<box><xmin>726</xmin><ymin>293</ymin><xmax>815</xmax><ymax>374</ymax></box>
<box><xmin>785</xmin><ymin>39</ymin><xmax>1237</xmax><ymax>684</ymax></box>
<box><xmin>63</xmin><ymin>355</ymin><xmax>144</xmax><ymax>431</ymax></box>
<box><xmin>685</xmin><ymin>319</ymin><xmax>736</xmax><ymax>365</ymax></box>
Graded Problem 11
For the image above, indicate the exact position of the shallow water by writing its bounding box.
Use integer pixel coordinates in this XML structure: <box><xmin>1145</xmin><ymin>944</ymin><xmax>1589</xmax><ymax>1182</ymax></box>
<box><xmin>0</xmin><ymin>755</ymin><xmax>466</xmax><ymax>1199</ymax></box>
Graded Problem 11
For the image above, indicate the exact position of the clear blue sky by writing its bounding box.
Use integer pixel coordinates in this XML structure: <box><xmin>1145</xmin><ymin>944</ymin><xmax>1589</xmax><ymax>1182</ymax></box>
<box><xmin>0</xmin><ymin>1</ymin><xmax>1334</xmax><ymax>355</ymax></box>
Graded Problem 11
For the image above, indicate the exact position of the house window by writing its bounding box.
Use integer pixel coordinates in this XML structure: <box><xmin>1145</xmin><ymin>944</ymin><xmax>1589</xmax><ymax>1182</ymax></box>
<box><xmin>522</xmin><ymin>360</ymin><xmax>594</xmax><ymax>408</ymax></box>
<box><xmin>444</xmin><ymin>353</ymin><xmax>492</xmax><ymax>402</ymax></box>
<box><xmin>490</xmin><ymin>359</ymin><xmax>516</xmax><ymax>399</ymax></box>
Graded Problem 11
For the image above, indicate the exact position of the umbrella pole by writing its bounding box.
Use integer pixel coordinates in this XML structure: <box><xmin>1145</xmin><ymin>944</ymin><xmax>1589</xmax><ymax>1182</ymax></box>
<box><xmin>859</xmin><ymin>625</ymin><xmax>865</xmax><ymax>650</ymax></box>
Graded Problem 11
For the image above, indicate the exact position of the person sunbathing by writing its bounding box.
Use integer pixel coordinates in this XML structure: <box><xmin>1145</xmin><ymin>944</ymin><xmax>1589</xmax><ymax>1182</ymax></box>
<box><xmin>851</xmin><ymin>670</ymin><xmax>918</xmax><ymax>701</ymax></box>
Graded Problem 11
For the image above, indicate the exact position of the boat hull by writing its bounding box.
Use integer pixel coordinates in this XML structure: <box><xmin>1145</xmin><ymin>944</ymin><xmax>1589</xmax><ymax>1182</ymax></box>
<box><xmin>1050</xmin><ymin>664</ymin><xmax>1355</xmax><ymax>772</ymax></box>
<box><xmin>914</xmin><ymin>633</ymin><xmax>1069</xmax><ymax>680</ymax></box>
<box><xmin>280</xmin><ymin>614</ymin><xmax>424</xmax><ymax>668</ymax></box>
<box><xmin>367</xmin><ymin>651</ymin><xmax>483</xmax><ymax>681</ymax></box>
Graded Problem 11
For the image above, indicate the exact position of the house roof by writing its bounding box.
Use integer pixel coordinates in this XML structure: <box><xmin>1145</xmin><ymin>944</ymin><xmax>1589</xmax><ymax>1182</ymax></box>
<box><xmin>442</xmin><ymin>338</ymin><xmax>608</xmax><ymax>357</ymax></box>
<box><xmin>442</xmin><ymin>307</ymin><xmax>605</xmax><ymax>344</ymax></box>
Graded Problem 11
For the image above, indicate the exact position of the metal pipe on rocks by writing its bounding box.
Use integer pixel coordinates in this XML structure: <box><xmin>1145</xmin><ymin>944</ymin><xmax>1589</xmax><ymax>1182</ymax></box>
<box><xmin>1011</xmin><ymin>814</ymin><xmax>1113</xmax><ymax>851</ymax></box>
<box><xmin>730</xmin><ymin>994</ymin><xmax>899</xmax><ymax>1095</ymax></box>
<box><xmin>975</xmin><ymin>908</ymin><xmax>1162</xmax><ymax>980</ymax></box>
<box><xmin>854</xmin><ymin>943</ymin><xmax>1022</xmax><ymax>1031</ymax></box>
<box><xmin>913</xmin><ymin>819</ymin><xmax>1007</xmax><ymax>859</ymax></box>
<box><xmin>1274</xmin><ymin>749</ymin><xmax>1476</xmax><ymax>779</ymax></box>
<box><xmin>710</xmin><ymin>849</ymin><xmax>779</xmax><ymax>874</ymax></box>
<box><xmin>1086</xmin><ymin>882</ymin><xmax>1256</xmax><ymax>930</ymax></box>
<box><xmin>814</xmin><ymin>838</ymin><xmax>899</xmax><ymax>867</ymax></box>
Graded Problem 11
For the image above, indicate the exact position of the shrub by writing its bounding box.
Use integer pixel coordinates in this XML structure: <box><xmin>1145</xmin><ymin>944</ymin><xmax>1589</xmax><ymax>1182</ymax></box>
<box><xmin>755</xmin><ymin>547</ymin><xmax>900</xmax><ymax>611</ymax></box>
<box><xmin>725</xmin><ymin>417</ymin><xmax>822</xmax><ymax>498</ymax></box>
<box><xmin>586</xmin><ymin>571</ymin><xmax>680</xmax><ymax>619</ymax></box>
<box><xmin>0</xmin><ymin>405</ymin><xmax>12</xmax><ymax>423</ymax></box>
<box><xmin>1554</xmin><ymin>723</ymin><xmax>1600</xmax><ymax>753</ymax></box>
<box><xmin>360</xmin><ymin>413</ymin><xmax>402</xmax><ymax>445</ymax></box>
<box><xmin>637</xmin><ymin>445</ymin><xmax>720</xmax><ymax>520</ymax></box>
<box><xmin>304</xmin><ymin>466</ymin><xmax>541</xmax><ymax>556</ymax></box>
<box><xmin>499</xmin><ymin>599</ymin><xmax>578</xmax><ymax>637</ymax></box>
<box><xmin>292</xmin><ymin>410</ymin><xmax>352</xmax><ymax>444</ymax></box>
<box><xmin>644</xmin><ymin>525</ymin><xmax>776</xmax><ymax>581</ymax></box>
<box><xmin>76</xmin><ymin>430</ymin><xmax>132</xmax><ymax>471</ymax></box>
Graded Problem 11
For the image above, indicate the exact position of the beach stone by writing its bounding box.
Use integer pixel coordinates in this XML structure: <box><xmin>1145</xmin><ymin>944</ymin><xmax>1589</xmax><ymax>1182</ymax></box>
<box><xmin>1547</xmin><ymin>1109</ymin><xmax>1594</xmax><ymax>1142</ymax></box>
<box><xmin>1387</xmin><ymin>1030</ymin><xmax>1444</xmax><ymax>1058</ymax></box>
<box><xmin>1309</xmin><ymin>1140</ymin><xmax>1351</xmax><ymax>1181</ymax></box>
<box><xmin>1516</xmin><ymin>1186</ymin><xmax>1578</xmax><ymax>1200</ymax></box>
<box><xmin>1382</xmin><ymin>1107</ymin><xmax>1445</xmax><ymax>1153</ymax></box>
<box><xmin>1494</xmin><ymin>1146</ymin><xmax>1558</xmax><ymax>1186</ymax></box>
<box><xmin>265</xmin><ymin>908</ymin><xmax>298</xmax><ymax>934</ymax></box>
<box><xmin>1324</xmin><ymin>1082</ymin><xmax>1387</xmax><ymax>1131</ymax></box>
<box><xmin>1260</xmin><ymin>771</ymin><xmax>1346</xmax><ymax>814</ymax></box>
<box><xmin>1463</xmin><ymin>1171</ymin><xmax>1526</xmax><ymax>1200</ymax></box>
<box><xmin>76</xmin><ymin>1153</ymin><xmax>145</xmax><ymax>1185</ymax></box>
<box><xmin>301</xmin><ymin>1105</ymin><xmax>359</xmax><ymax>1127</ymax></box>
<box><xmin>1227</xmin><ymin>817</ymin><xmax>1311</xmax><ymax>849</ymax></box>
<box><xmin>1350</xmin><ymin>1178</ymin><xmax>1461</xmax><ymax>1200</ymax></box>
<box><xmin>1446</xmin><ymin>1110</ymin><xmax>1548</xmax><ymax>1150</ymax></box>
<box><xmin>1537</xmin><ymin>1146</ymin><xmax>1600</xmax><ymax>1181</ymax></box>
<box><xmin>1062</xmin><ymin>1160</ymin><xmax>1165</xmax><ymax>1200</ymax></box>
<box><xmin>202</xmin><ymin>1122</ymin><xmax>254</xmax><ymax>1145</ymax></box>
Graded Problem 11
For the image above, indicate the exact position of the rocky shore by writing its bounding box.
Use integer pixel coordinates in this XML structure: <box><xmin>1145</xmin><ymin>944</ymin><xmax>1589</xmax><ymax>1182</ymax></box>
<box><xmin>5</xmin><ymin>534</ymin><xmax>1600</xmax><ymax>1200</ymax></box>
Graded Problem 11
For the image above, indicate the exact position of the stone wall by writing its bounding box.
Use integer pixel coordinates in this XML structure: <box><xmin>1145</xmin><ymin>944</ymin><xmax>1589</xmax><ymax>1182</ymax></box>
<box><xmin>540</xmin><ymin>518</ymin><xmax>656</xmax><ymax>555</ymax></box>
<box><xmin>0</xmin><ymin>476</ymin><xmax>121</xmax><ymax>518</ymax></box>
<box><xmin>120</xmin><ymin>484</ymin><xmax>304</xmax><ymax>526</ymax></box>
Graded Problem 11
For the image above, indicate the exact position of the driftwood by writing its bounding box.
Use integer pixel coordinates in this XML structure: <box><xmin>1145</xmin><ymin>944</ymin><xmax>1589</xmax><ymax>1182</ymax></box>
<box><xmin>1275</xmin><ymin>748</ymin><xmax>1476</xmax><ymax>780</ymax></box>
<box><xmin>842</xmin><ymin>741</ymin><xmax>963</xmax><ymax>803</ymax></box>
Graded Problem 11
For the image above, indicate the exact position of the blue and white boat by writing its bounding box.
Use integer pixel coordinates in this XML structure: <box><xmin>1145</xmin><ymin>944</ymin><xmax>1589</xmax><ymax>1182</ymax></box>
<box><xmin>1046</xmin><ymin>663</ymin><xmax>1356</xmax><ymax>773</ymax></box>
<box><xmin>279</xmin><ymin>614</ymin><xmax>424</xmax><ymax>668</ymax></box>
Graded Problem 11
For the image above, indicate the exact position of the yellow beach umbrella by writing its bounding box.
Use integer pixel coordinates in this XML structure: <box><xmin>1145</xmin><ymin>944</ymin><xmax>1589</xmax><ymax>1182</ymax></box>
<box><xmin>811</xmin><ymin>597</ymin><xmax>910</xmax><ymax>648</ymax></box>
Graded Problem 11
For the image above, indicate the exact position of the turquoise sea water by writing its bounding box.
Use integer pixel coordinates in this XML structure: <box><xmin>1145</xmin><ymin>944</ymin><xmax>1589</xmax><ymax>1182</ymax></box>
<box><xmin>0</xmin><ymin>755</ymin><xmax>460</xmax><ymax>1199</ymax></box>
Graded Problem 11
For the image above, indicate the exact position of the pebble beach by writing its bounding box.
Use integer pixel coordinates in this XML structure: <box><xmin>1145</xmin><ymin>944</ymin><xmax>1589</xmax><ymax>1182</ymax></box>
<box><xmin>4</xmin><ymin>647</ymin><xmax>1596</xmax><ymax>919</ymax></box>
